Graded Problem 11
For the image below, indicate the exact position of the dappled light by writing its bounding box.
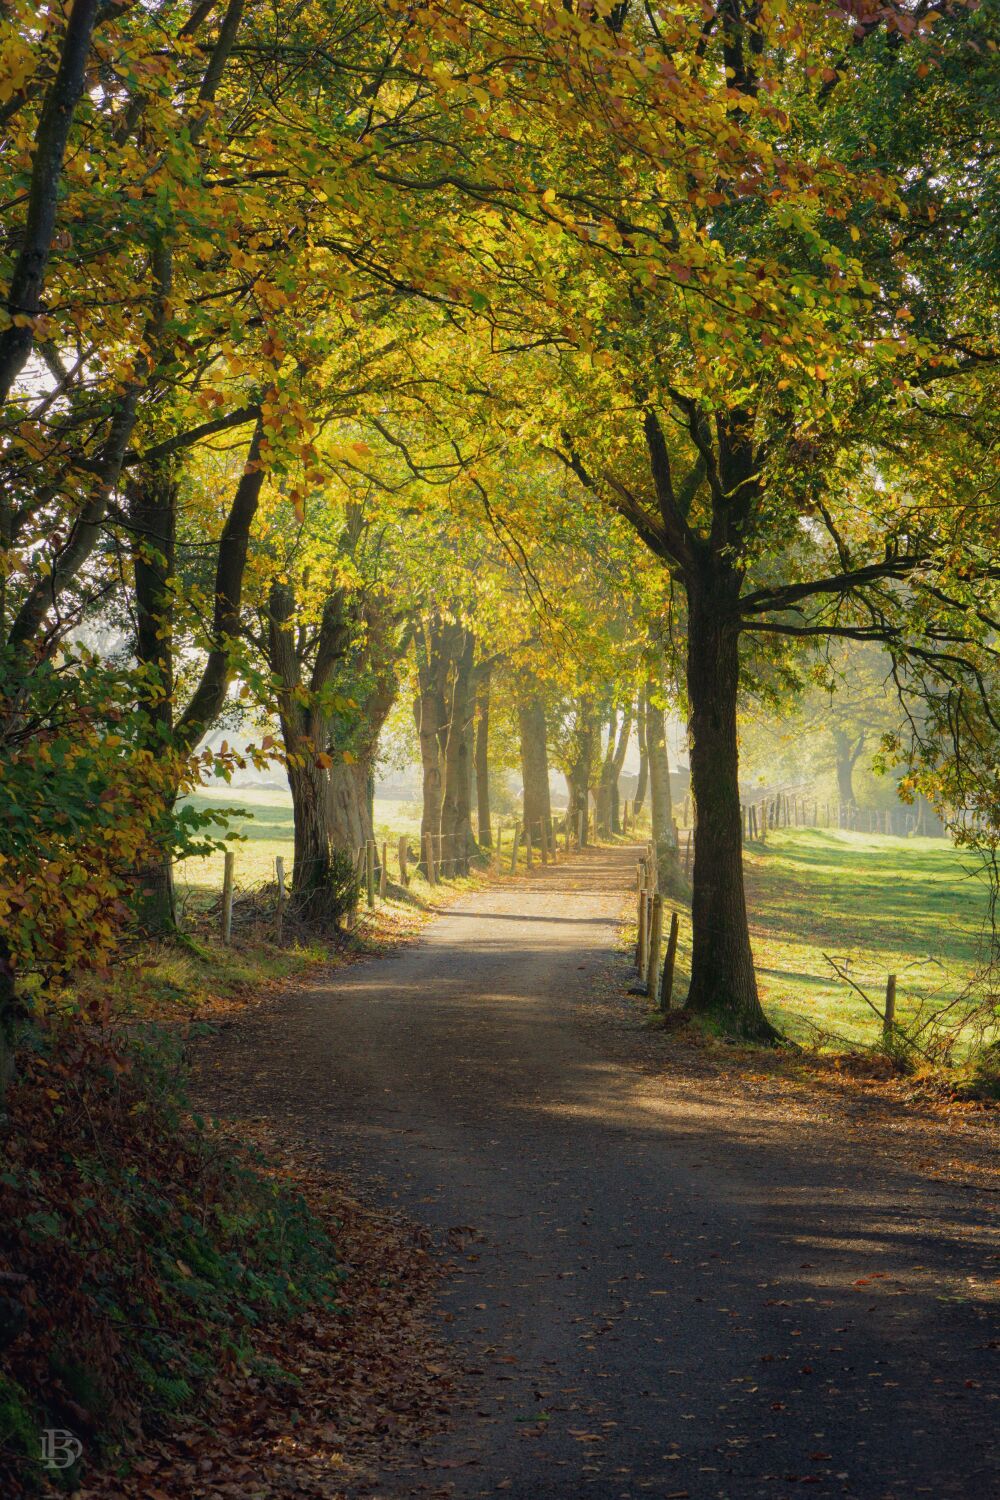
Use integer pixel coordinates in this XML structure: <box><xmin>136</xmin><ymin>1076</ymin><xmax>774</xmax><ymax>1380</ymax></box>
<box><xmin>1</xmin><ymin>0</ymin><xmax>998</xmax><ymax>1495</ymax></box>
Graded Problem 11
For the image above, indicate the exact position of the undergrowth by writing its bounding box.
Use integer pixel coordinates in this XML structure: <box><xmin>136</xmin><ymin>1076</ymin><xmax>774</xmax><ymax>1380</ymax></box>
<box><xmin>0</xmin><ymin>1019</ymin><xmax>343</xmax><ymax>1493</ymax></box>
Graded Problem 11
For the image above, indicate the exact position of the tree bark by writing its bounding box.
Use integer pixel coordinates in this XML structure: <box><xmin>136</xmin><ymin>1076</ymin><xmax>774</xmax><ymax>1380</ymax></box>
<box><xmin>127</xmin><ymin>457</ymin><xmax>179</xmax><ymax>932</ymax></box>
<box><xmin>0</xmin><ymin>0</ymin><xmax>99</xmax><ymax>406</ymax></box>
<box><xmin>609</xmin><ymin>700</ymin><xmax>632</xmax><ymax>833</ymax></box>
<box><xmin>123</xmin><ymin>425</ymin><xmax>266</xmax><ymax>933</ymax></box>
<box><xmin>440</xmin><ymin>628</ymin><xmax>476</xmax><ymax>876</ymax></box>
<box><xmin>595</xmin><ymin>708</ymin><xmax>617</xmax><ymax>834</ymax></box>
<box><xmin>475</xmin><ymin>664</ymin><xmax>492</xmax><ymax>847</ymax></box>
<box><xmin>271</xmin><ymin>557</ymin><xmax>399</xmax><ymax>922</ymax></box>
<box><xmin>518</xmin><ymin>694</ymin><xmax>552</xmax><ymax>855</ymax></box>
<box><xmin>566</xmin><ymin>696</ymin><xmax>597</xmax><ymax>844</ymax></box>
<box><xmin>175</xmin><ymin>421</ymin><xmax>265</xmax><ymax>751</ymax></box>
<box><xmin>414</xmin><ymin>613</ymin><xmax>449</xmax><ymax>873</ymax></box>
<box><xmin>268</xmin><ymin>579</ymin><xmax>348</xmax><ymax>925</ymax></box>
<box><xmin>645</xmin><ymin>677</ymin><xmax>678</xmax><ymax>891</ymax></box>
<box><xmin>633</xmin><ymin>682</ymin><xmax>648</xmax><ymax>815</ymax></box>
<box><xmin>327</xmin><ymin>760</ymin><xmax>373</xmax><ymax>851</ymax></box>
<box><xmin>832</xmin><ymin>728</ymin><xmax>865</xmax><ymax>806</ymax></box>
<box><xmin>685</xmin><ymin>568</ymin><xmax>776</xmax><ymax>1041</ymax></box>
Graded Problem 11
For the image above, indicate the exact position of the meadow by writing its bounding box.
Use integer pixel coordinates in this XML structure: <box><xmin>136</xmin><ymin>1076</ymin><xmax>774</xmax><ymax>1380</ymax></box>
<box><xmin>633</xmin><ymin>824</ymin><xmax>989</xmax><ymax>1056</ymax></box>
<box><xmin>743</xmin><ymin>829</ymin><xmax>988</xmax><ymax>1053</ymax></box>
<box><xmin>174</xmin><ymin>785</ymin><xmax>426</xmax><ymax>911</ymax></box>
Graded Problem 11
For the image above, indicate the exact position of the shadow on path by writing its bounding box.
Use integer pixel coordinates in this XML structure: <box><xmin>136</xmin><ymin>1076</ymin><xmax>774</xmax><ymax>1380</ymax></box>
<box><xmin>198</xmin><ymin>844</ymin><xmax>999</xmax><ymax>1500</ymax></box>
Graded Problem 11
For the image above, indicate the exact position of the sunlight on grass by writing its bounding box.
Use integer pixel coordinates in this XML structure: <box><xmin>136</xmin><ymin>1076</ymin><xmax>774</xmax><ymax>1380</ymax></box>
<box><xmin>744</xmin><ymin>829</ymin><xmax>989</xmax><ymax>1051</ymax></box>
<box><xmin>175</xmin><ymin>786</ymin><xmax>424</xmax><ymax>906</ymax></box>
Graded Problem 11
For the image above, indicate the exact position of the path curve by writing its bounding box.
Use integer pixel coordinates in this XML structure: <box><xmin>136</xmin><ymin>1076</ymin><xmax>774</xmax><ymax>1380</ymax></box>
<box><xmin>201</xmin><ymin>845</ymin><xmax>998</xmax><ymax>1500</ymax></box>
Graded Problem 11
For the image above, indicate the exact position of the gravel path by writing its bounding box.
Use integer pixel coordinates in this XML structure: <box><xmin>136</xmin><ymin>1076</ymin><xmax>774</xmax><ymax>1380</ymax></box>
<box><xmin>199</xmin><ymin>844</ymin><xmax>999</xmax><ymax>1500</ymax></box>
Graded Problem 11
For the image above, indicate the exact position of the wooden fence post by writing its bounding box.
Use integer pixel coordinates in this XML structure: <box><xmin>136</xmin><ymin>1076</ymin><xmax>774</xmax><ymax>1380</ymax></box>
<box><xmin>398</xmin><ymin>835</ymin><xmax>409</xmax><ymax>887</ymax></box>
<box><xmin>275</xmin><ymin>855</ymin><xmax>285</xmax><ymax>940</ymax></box>
<box><xmin>636</xmin><ymin>888</ymin><xmax>648</xmax><ymax>975</ymax></box>
<box><xmin>883</xmin><ymin>973</ymin><xmax>897</xmax><ymax>1041</ymax></box>
<box><xmin>660</xmin><ymin>911</ymin><xmax>679</xmax><ymax>1012</ymax></box>
<box><xmin>539</xmin><ymin>819</ymin><xmax>548</xmax><ymax>865</ymax></box>
<box><xmin>647</xmin><ymin>893</ymin><xmax>663</xmax><ymax>1002</ymax></box>
<box><xmin>380</xmin><ymin>841</ymin><xmax>388</xmax><ymax>899</ymax></box>
<box><xmin>221</xmin><ymin>850</ymin><xmax>235</xmax><ymax>944</ymax></box>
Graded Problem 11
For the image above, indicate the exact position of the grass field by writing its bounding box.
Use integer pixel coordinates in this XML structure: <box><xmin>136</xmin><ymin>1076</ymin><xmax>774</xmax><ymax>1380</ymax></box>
<box><xmin>174</xmin><ymin>785</ymin><xmax>426</xmax><ymax>913</ymax></box>
<box><xmin>744</xmin><ymin>828</ymin><xmax>990</xmax><ymax>1052</ymax></box>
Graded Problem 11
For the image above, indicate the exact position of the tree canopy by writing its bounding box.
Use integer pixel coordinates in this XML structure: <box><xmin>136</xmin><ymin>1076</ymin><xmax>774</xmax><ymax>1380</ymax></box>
<box><xmin>2</xmin><ymin>0</ymin><xmax>998</xmax><ymax>1042</ymax></box>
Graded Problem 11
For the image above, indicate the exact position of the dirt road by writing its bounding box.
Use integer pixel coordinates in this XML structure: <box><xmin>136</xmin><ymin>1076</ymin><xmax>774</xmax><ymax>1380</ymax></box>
<box><xmin>202</xmin><ymin>845</ymin><xmax>998</xmax><ymax>1500</ymax></box>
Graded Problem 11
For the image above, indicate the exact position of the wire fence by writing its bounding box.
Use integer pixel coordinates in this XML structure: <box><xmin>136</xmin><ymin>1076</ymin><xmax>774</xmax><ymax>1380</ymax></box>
<box><xmin>181</xmin><ymin>807</ymin><xmax>609</xmax><ymax>947</ymax></box>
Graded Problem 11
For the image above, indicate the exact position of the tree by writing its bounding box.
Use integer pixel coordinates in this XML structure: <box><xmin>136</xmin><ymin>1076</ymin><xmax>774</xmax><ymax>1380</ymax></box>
<box><xmin>595</xmin><ymin>699</ymin><xmax>633</xmax><ymax>835</ymax></box>
<box><xmin>377</xmin><ymin>0</ymin><xmax>1000</xmax><ymax>1038</ymax></box>
<box><xmin>645</xmin><ymin>666</ymin><xmax>681</xmax><ymax>891</ymax></box>
<box><xmin>474</xmin><ymin>663</ymin><xmax>493</xmax><ymax>848</ymax></box>
<box><xmin>439</xmin><ymin>624</ymin><xmax>478</xmax><ymax>876</ymax></box>
<box><xmin>517</xmin><ymin>685</ymin><xmax>553</xmax><ymax>856</ymax></box>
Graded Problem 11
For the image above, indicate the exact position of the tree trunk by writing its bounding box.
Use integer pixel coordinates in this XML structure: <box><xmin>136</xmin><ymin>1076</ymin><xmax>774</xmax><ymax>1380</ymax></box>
<box><xmin>286</xmin><ymin>749</ymin><xmax>346</xmax><ymax>925</ymax></box>
<box><xmin>465</xmin><ymin>715</ymin><xmax>477</xmax><ymax>831</ymax></box>
<box><xmin>128</xmin><ymin>460</ymin><xmax>178</xmax><ymax>933</ymax></box>
<box><xmin>633</xmin><ymin>683</ymin><xmax>648</xmax><ymax>815</ymax></box>
<box><xmin>519</xmin><ymin>694</ymin><xmax>552</xmax><ymax>855</ymax></box>
<box><xmin>475</xmin><ymin>665</ymin><xmax>492</xmax><ymax>847</ymax></box>
<box><xmin>327</xmin><ymin>760</ymin><xmax>373</xmax><ymax>851</ymax></box>
<box><xmin>645</xmin><ymin>678</ymin><xmax>678</xmax><ymax>890</ymax></box>
<box><xmin>609</xmin><ymin>701</ymin><xmax>633</xmax><ymax>834</ymax></box>
<box><xmin>566</xmin><ymin>697</ymin><xmax>597</xmax><ymax>844</ymax></box>
<box><xmin>124</xmin><ymin>429</ymin><xmax>266</xmax><ymax>934</ymax></box>
<box><xmin>685</xmin><ymin>571</ymin><xmax>776</xmax><ymax>1042</ymax></box>
<box><xmin>268</xmin><ymin>580</ymin><xmax>346</xmax><ymax>926</ymax></box>
<box><xmin>414</xmin><ymin>615</ymin><xmax>449</xmax><ymax>874</ymax></box>
<box><xmin>440</xmin><ymin>629</ymin><xmax>476</xmax><ymax>876</ymax></box>
<box><xmin>832</xmin><ymin>728</ymin><xmax>864</xmax><ymax>806</ymax></box>
<box><xmin>134</xmin><ymin>839</ymin><xmax>178</xmax><ymax>935</ymax></box>
<box><xmin>0</xmin><ymin>0</ymin><xmax>100</xmax><ymax>407</ymax></box>
<box><xmin>595</xmin><ymin>709</ymin><xmax>616</xmax><ymax>834</ymax></box>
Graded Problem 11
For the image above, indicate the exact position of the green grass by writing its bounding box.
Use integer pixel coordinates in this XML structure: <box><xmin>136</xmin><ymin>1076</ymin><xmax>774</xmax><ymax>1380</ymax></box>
<box><xmin>180</xmin><ymin>797</ymin><xmax>994</xmax><ymax>1058</ymax></box>
<box><xmin>743</xmin><ymin>828</ymin><xmax>991</xmax><ymax>1052</ymax></box>
<box><xmin>175</xmin><ymin>786</ymin><xmax>424</xmax><ymax>907</ymax></box>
